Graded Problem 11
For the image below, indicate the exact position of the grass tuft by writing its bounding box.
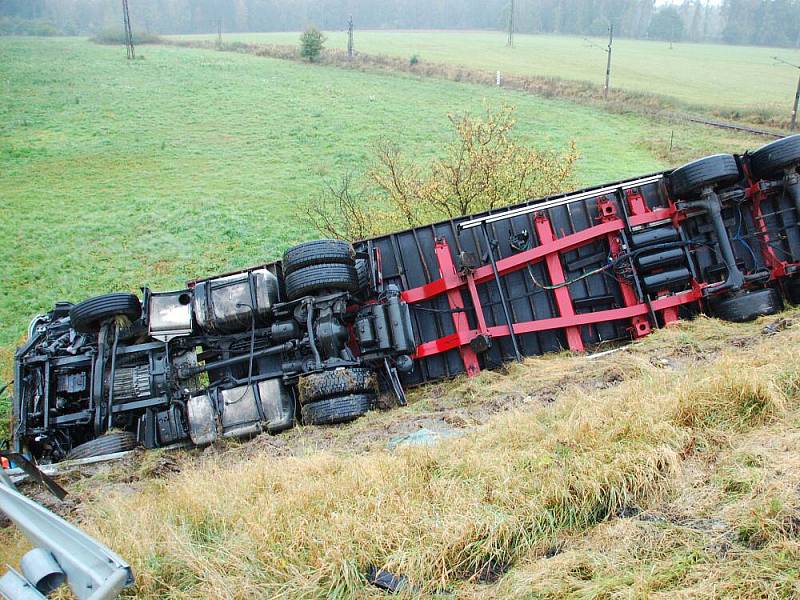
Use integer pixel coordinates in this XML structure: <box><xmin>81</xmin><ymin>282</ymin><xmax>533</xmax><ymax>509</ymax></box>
<box><xmin>675</xmin><ymin>356</ymin><xmax>787</xmax><ymax>431</ymax></box>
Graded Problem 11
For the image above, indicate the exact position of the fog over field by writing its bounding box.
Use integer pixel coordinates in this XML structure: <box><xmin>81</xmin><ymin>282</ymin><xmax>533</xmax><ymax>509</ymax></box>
<box><xmin>2</xmin><ymin>0</ymin><xmax>799</xmax><ymax>47</ymax></box>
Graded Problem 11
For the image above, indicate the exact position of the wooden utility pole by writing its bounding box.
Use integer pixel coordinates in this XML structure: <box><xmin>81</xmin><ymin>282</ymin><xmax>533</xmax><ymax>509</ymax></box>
<box><xmin>347</xmin><ymin>16</ymin><xmax>354</xmax><ymax>58</ymax></box>
<box><xmin>216</xmin><ymin>18</ymin><xmax>222</xmax><ymax>49</ymax></box>
<box><xmin>604</xmin><ymin>24</ymin><xmax>613</xmax><ymax>100</ymax></box>
<box><xmin>122</xmin><ymin>0</ymin><xmax>135</xmax><ymax>59</ymax></box>
<box><xmin>507</xmin><ymin>0</ymin><xmax>515</xmax><ymax>48</ymax></box>
<box><xmin>793</xmin><ymin>73</ymin><xmax>800</xmax><ymax>131</ymax></box>
<box><xmin>774</xmin><ymin>56</ymin><xmax>800</xmax><ymax>131</ymax></box>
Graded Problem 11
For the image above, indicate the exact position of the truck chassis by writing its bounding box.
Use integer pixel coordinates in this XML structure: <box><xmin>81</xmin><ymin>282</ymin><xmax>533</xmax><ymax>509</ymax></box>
<box><xmin>13</xmin><ymin>135</ymin><xmax>800</xmax><ymax>461</ymax></box>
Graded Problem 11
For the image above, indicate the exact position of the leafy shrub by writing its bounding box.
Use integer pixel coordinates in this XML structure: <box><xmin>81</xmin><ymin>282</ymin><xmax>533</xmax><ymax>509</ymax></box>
<box><xmin>91</xmin><ymin>30</ymin><xmax>162</xmax><ymax>45</ymax></box>
<box><xmin>306</xmin><ymin>105</ymin><xmax>579</xmax><ymax>241</ymax></box>
<box><xmin>299</xmin><ymin>26</ymin><xmax>325</xmax><ymax>62</ymax></box>
<box><xmin>0</xmin><ymin>17</ymin><xmax>58</xmax><ymax>36</ymax></box>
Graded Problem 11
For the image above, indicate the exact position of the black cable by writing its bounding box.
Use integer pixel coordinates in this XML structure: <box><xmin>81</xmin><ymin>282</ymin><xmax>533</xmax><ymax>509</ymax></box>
<box><xmin>731</xmin><ymin>229</ymin><xmax>796</xmax><ymax>261</ymax></box>
<box><xmin>411</xmin><ymin>305</ymin><xmax>466</xmax><ymax>314</ymax></box>
<box><xmin>525</xmin><ymin>240</ymin><xmax>710</xmax><ymax>291</ymax></box>
<box><xmin>527</xmin><ymin>262</ymin><xmax>610</xmax><ymax>290</ymax></box>
<box><xmin>766</xmin><ymin>241</ymin><xmax>796</xmax><ymax>260</ymax></box>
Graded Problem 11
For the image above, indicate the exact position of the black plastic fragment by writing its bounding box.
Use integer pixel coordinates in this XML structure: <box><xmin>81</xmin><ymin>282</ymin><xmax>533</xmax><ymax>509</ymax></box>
<box><xmin>544</xmin><ymin>542</ymin><xmax>564</xmax><ymax>558</ymax></box>
<box><xmin>475</xmin><ymin>559</ymin><xmax>510</xmax><ymax>583</ymax></box>
<box><xmin>366</xmin><ymin>566</ymin><xmax>407</xmax><ymax>593</ymax></box>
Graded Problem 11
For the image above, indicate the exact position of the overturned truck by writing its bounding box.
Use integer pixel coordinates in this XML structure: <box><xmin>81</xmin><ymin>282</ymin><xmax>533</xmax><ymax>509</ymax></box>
<box><xmin>13</xmin><ymin>135</ymin><xmax>800</xmax><ymax>461</ymax></box>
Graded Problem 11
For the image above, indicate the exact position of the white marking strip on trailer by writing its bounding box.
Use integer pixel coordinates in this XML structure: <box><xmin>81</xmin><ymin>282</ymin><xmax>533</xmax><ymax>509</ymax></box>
<box><xmin>459</xmin><ymin>174</ymin><xmax>665</xmax><ymax>230</ymax></box>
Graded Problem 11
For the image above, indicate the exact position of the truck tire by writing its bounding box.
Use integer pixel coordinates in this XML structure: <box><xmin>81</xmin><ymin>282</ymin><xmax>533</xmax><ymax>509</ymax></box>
<box><xmin>282</xmin><ymin>239</ymin><xmax>354</xmax><ymax>276</ymax></box>
<box><xmin>783</xmin><ymin>277</ymin><xmax>800</xmax><ymax>305</ymax></box>
<box><xmin>669</xmin><ymin>154</ymin><xmax>740</xmax><ymax>198</ymax></box>
<box><xmin>355</xmin><ymin>258</ymin><xmax>370</xmax><ymax>291</ymax></box>
<box><xmin>300</xmin><ymin>393</ymin><xmax>372</xmax><ymax>425</ymax></box>
<box><xmin>69</xmin><ymin>293</ymin><xmax>141</xmax><ymax>334</ymax></box>
<box><xmin>298</xmin><ymin>367</ymin><xmax>378</xmax><ymax>405</ymax></box>
<box><xmin>64</xmin><ymin>431</ymin><xmax>138</xmax><ymax>461</ymax></box>
<box><xmin>708</xmin><ymin>287</ymin><xmax>783</xmax><ymax>323</ymax></box>
<box><xmin>284</xmin><ymin>264</ymin><xmax>359</xmax><ymax>301</ymax></box>
<box><xmin>749</xmin><ymin>135</ymin><xmax>800</xmax><ymax>180</ymax></box>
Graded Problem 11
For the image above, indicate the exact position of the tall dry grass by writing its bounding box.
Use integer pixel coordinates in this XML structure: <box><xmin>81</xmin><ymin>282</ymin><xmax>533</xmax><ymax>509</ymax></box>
<box><xmin>477</xmin><ymin>360</ymin><xmax>800</xmax><ymax>598</ymax></box>
<box><xmin>65</xmin><ymin>316</ymin><xmax>799</xmax><ymax>598</ymax></box>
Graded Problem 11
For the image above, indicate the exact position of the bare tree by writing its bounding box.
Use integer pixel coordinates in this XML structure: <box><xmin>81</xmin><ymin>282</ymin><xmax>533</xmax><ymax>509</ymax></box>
<box><xmin>305</xmin><ymin>105</ymin><xmax>580</xmax><ymax>240</ymax></box>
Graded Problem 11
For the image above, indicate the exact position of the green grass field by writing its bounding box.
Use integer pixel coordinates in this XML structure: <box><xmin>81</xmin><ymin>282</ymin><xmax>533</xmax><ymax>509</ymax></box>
<box><xmin>3</xmin><ymin>36</ymin><xmax>800</xmax><ymax>600</ymax></box>
<box><xmin>180</xmin><ymin>30</ymin><xmax>800</xmax><ymax>116</ymax></box>
<box><xmin>0</xmin><ymin>36</ymin><xmax>765</xmax><ymax>365</ymax></box>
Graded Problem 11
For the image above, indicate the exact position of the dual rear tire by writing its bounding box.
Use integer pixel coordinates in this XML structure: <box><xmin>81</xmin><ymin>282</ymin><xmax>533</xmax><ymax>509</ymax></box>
<box><xmin>668</xmin><ymin>153</ymin><xmax>741</xmax><ymax>198</ymax></box>
<box><xmin>298</xmin><ymin>367</ymin><xmax>377</xmax><ymax>425</ymax></box>
<box><xmin>282</xmin><ymin>239</ymin><xmax>366</xmax><ymax>301</ymax></box>
<box><xmin>749</xmin><ymin>135</ymin><xmax>800</xmax><ymax>180</ymax></box>
<box><xmin>668</xmin><ymin>147</ymin><xmax>796</xmax><ymax>323</ymax></box>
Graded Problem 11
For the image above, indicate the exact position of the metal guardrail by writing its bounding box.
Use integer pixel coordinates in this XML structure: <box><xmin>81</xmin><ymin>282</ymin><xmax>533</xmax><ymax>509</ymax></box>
<box><xmin>0</xmin><ymin>473</ymin><xmax>133</xmax><ymax>600</ymax></box>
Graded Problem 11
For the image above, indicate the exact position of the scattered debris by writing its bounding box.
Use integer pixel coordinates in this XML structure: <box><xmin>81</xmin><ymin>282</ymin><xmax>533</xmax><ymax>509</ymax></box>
<box><xmin>474</xmin><ymin>559</ymin><xmax>510</xmax><ymax>583</ymax></box>
<box><xmin>5</xmin><ymin>450</ymin><xmax>135</xmax><ymax>484</ymax></box>
<box><xmin>617</xmin><ymin>505</ymin><xmax>642</xmax><ymax>518</ymax></box>
<box><xmin>387</xmin><ymin>427</ymin><xmax>462</xmax><ymax>450</ymax></box>
<box><xmin>544</xmin><ymin>542</ymin><xmax>565</xmax><ymax>558</ymax></box>
<box><xmin>366</xmin><ymin>566</ymin><xmax>407</xmax><ymax>593</ymax></box>
<box><xmin>586</xmin><ymin>345</ymin><xmax>629</xmax><ymax>360</ymax></box>
<box><xmin>1</xmin><ymin>453</ymin><xmax>67</xmax><ymax>500</ymax></box>
<box><xmin>728</xmin><ymin>336</ymin><xmax>755</xmax><ymax>347</ymax></box>
<box><xmin>137</xmin><ymin>454</ymin><xmax>181</xmax><ymax>479</ymax></box>
<box><xmin>441</xmin><ymin>412</ymin><xmax>470</xmax><ymax>428</ymax></box>
<box><xmin>761</xmin><ymin>317</ymin><xmax>793</xmax><ymax>335</ymax></box>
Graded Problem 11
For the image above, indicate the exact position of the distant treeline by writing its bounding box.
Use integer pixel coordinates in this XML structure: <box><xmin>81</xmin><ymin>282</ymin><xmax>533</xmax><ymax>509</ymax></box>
<box><xmin>1</xmin><ymin>0</ymin><xmax>798</xmax><ymax>48</ymax></box>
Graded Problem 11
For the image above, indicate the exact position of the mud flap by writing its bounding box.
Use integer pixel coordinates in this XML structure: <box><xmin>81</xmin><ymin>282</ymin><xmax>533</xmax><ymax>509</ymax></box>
<box><xmin>384</xmin><ymin>358</ymin><xmax>407</xmax><ymax>407</ymax></box>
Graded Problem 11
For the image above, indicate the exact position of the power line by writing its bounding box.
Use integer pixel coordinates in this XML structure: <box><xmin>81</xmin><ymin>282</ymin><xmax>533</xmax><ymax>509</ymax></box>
<box><xmin>507</xmin><ymin>0</ymin><xmax>515</xmax><ymax>48</ymax></box>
